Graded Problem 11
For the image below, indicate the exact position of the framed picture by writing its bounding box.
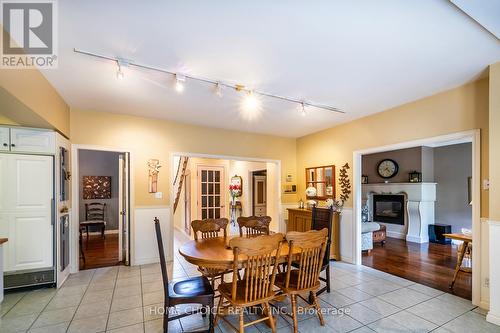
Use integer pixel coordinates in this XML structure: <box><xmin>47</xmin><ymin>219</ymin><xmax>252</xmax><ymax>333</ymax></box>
<box><xmin>82</xmin><ymin>176</ymin><xmax>111</xmax><ymax>199</ymax></box>
<box><xmin>361</xmin><ymin>175</ymin><xmax>368</xmax><ymax>184</ymax></box>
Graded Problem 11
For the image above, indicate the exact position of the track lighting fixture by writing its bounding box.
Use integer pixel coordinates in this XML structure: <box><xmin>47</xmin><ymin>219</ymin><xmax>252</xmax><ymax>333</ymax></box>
<box><xmin>74</xmin><ymin>48</ymin><xmax>344</xmax><ymax>115</ymax></box>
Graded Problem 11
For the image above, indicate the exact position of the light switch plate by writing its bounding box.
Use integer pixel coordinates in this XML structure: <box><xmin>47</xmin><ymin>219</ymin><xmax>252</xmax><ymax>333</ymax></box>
<box><xmin>154</xmin><ymin>192</ymin><xmax>163</xmax><ymax>199</ymax></box>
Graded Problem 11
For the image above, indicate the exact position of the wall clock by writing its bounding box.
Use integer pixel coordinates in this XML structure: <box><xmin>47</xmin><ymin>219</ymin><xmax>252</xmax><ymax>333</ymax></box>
<box><xmin>377</xmin><ymin>159</ymin><xmax>399</xmax><ymax>179</ymax></box>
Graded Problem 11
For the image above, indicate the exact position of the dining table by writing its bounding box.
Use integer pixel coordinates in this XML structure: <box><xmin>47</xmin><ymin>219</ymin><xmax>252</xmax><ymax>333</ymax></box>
<box><xmin>178</xmin><ymin>235</ymin><xmax>298</xmax><ymax>271</ymax></box>
<box><xmin>443</xmin><ymin>233</ymin><xmax>472</xmax><ymax>289</ymax></box>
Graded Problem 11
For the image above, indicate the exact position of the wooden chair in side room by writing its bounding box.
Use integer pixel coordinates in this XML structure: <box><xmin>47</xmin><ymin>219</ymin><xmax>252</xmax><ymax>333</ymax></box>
<box><xmin>215</xmin><ymin>233</ymin><xmax>284</xmax><ymax>333</ymax></box>
<box><xmin>81</xmin><ymin>202</ymin><xmax>107</xmax><ymax>239</ymax></box>
<box><xmin>274</xmin><ymin>229</ymin><xmax>329</xmax><ymax>333</ymax></box>
<box><xmin>237</xmin><ymin>215</ymin><xmax>271</xmax><ymax>237</ymax></box>
<box><xmin>191</xmin><ymin>218</ymin><xmax>231</xmax><ymax>288</ymax></box>
<box><xmin>154</xmin><ymin>217</ymin><xmax>215</xmax><ymax>333</ymax></box>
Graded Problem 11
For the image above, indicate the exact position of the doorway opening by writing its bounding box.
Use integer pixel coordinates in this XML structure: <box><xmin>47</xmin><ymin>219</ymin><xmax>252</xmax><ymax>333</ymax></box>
<box><xmin>172</xmin><ymin>155</ymin><xmax>281</xmax><ymax>238</ymax></box>
<box><xmin>74</xmin><ymin>148</ymin><xmax>131</xmax><ymax>270</ymax></box>
<box><xmin>251</xmin><ymin>170</ymin><xmax>267</xmax><ymax>217</ymax></box>
<box><xmin>354</xmin><ymin>131</ymin><xmax>480</xmax><ymax>302</ymax></box>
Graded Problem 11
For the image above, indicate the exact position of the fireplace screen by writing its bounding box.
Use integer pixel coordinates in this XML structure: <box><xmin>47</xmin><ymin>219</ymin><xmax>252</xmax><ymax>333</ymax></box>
<box><xmin>373</xmin><ymin>194</ymin><xmax>404</xmax><ymax>225</ymax></box>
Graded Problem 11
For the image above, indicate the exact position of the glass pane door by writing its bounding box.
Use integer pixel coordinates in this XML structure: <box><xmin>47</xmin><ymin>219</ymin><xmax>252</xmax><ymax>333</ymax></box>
<box><xmin>198</xmin><ymin>166</ymin><xmax>224</xmax><ymax>219</ymax></box>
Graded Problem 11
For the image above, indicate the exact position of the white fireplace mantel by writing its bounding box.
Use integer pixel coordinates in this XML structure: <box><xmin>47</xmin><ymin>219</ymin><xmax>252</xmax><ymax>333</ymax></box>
<box><xmin>362</xmin><ymin>182</ymin><xmax>437</xmax><ymax>243</ymax></box>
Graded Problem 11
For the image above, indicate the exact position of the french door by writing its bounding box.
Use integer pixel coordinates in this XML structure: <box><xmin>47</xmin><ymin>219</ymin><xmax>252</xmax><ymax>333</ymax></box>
<box><xmin>197</xmin><ymin>166</ymin><xmax>225</xmax><ymax>220</ymax></box>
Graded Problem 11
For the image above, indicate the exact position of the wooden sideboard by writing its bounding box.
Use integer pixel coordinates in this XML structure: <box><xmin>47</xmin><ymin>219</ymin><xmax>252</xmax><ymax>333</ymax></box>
<box><xmin>286</xmin><ymin>208</ymin><xmax>340</xmax><ymax>260</ymax></box>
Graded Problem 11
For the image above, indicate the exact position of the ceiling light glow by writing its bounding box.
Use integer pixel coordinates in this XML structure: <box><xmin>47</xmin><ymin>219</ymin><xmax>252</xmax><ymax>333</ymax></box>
<box><xmin>175</xmin><ymin>74</ymin><xmax>186</xmax><ymax>93</ymax></box>
<box><xmin>243</xmin><ymin>91</ymin><xmax>260</xmax><ymax>111</ymax></box>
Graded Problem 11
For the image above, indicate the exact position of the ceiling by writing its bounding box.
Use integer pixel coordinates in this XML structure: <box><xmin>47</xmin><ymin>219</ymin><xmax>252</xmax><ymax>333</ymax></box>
<box><xmin>41</xmin><ymin>0</ymin><xmax>500</xmax><ymax>138</ymax></box>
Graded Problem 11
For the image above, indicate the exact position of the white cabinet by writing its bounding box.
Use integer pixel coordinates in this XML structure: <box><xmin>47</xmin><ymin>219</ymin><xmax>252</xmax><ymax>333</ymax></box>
<box><xmin>0</xmin><ymin>127</ymin><xmax>9</xmax><ymax>152</ymax></box>
<box><xmin>0</xmin><ymin>154</ymin><xmax>54</xmax><ymax>272</ymax></box>
<box><xmin>10</xmin><ymin>128</ymin><xmax>55</xmax><ymax>154</ymax></box>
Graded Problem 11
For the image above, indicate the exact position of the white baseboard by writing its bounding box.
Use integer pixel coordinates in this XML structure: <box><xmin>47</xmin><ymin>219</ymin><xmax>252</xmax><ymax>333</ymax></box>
<box><xmin>83</xmin><ymin>229</ymin><xmax>119</xmax><ymax>236</ymax></box>
<box><xmin>387</xmin><ymin>231</ymin><xmax>405</xmax><ymax>239</ymax></box>
<box><xmin>406</xmin><ymin>234</ymin><xmax>428</xmax><ymax>243</ymax></box>
<box><xmin>487</xmin><ymin>312</ymin><xmax>500</xmax><ymax>326</ymax></box>
<box><xmin>480</xmin><ymin>300</ymin><xmax>490</xmax><ymax>311</ymax></box>
<box><xmin>340</xmin><ymin>256</ymin><xmax>354</xmax><ymax>264</ymax></box>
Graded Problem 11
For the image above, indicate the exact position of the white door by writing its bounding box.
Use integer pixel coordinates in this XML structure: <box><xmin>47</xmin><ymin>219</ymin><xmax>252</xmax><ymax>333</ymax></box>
<box><xmin>1</xmin><ymin>154</ymin><xmax>53</xmax><ymax>272</ymax></box>
<box><xmin>253</xmin><ymin>175</ymin><xmax>267</xmax><ymax>216</ymax></box>
<box><xmin>10</xmin><ymin>128</ymin><xmax>55</xmax><ymax>154</ymax></box>
<box><xmin>118</xmin><ymin>153</ymin><xmax>130</xmax><ymax>265</ymax></box>
<box><xmin>197</xmin><ymin>166</ymin><xmax>225</xmax><ymax>219</ymax></box>
<box><xmin>0</xmin><ymin>127</ymin><xmax>9</xmax><ymax>151</ymax></box>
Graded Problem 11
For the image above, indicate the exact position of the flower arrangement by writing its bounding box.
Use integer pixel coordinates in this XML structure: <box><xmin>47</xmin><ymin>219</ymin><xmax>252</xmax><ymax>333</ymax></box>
<box><xmin>229</xmin><ymin>184</ymin><xmax>241</xmax><ymax>202</ymax></box>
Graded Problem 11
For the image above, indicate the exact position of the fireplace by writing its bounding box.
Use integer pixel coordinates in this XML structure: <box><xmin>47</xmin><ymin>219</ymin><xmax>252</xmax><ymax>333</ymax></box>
<box><xmin>373</xmin><ymin>194</ymin><xmax>405</xmax><ymax>225</ymax></box>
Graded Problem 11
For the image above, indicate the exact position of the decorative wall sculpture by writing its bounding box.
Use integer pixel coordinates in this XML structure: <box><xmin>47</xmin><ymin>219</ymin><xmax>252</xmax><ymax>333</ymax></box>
<box><xmin>82</xmin><ymin>176</ymin><xmax>112</xmax><ymax>199</ymax></box>
<box><xmin>339</xmin><ymin>163</ymin><xmax>351</xmax><ymax>202</ymax></box>
<box><xmin>148</xmin><ymin>159</ymin><xmax>162</xmax><ymax>193</ymax></box>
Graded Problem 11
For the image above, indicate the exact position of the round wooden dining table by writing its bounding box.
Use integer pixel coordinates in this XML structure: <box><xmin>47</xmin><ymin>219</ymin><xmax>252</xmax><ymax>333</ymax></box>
<box><xmin>178</xmin><ymin>236</ymin><xmax>295</xmax><ymax>270</ymax></box>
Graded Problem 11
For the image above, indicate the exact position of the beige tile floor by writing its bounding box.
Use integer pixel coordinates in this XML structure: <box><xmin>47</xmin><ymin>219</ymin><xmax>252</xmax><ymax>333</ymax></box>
<box><xmin>1</xmin><ymin>232</ymin><xmax>499</xmax><ymax>333</ymax></box>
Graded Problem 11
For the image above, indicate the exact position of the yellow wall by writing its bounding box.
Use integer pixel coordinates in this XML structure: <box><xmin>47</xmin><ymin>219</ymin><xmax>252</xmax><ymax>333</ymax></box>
<box><xmin>489</xmin><ymin>63</ymin><xmax>500</xmax><ymax>221</ymax></box>
<box><xmin>0</xmin><ymin>26</ymin><xmax>70</xmax><ymax>136</ymax></box>
<box><xmin>297</xmin><ymin>78</ymin><xmax>489</xmax><ymax>218</ymax></box>
<box><xmin>70</xmin><ymin>108</ymin><xmax>297</xmax><ymax>207</ymax></box>
<box><xmin>0</xmin><ymin>113</ymin><xmax>17</xmax><ymax>125</ymax></box>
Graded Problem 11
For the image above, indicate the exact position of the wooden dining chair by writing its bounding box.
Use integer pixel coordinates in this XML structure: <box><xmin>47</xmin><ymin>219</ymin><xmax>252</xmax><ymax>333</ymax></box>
<box><xmin>310</xmin><ymin>206</ymin><xmax>334</xmax><ymax>296</ymax></box>
<box><xmin>191</xmin><ymin>218</ymin><xmax>231</xmax><ymax>288</ymax></box>
<box><xmin>191</xmin><ymin>218</ymin><xmax>229</xmax><ymax>240</ymax></box>
<box><xmin>215</xmin><ymin>233</ymin><xmax>284</xmax><ymax>333</ymax></box>
<box><xmin>81</xmin><ymin>202</ymin><xmax>107</xmax><ymax>239</ymax></box>
<box><xmin>237</xmin><ymin>216</ymin><xmax>271</xmax><ymax>237</ymax></box>
<box><xmin>275</xmin><ymin>229</ymin><xmax>329</xmax><ymax>333</ymax></box>
<box><xmin>154</xmin><ymin>217</ymin><xmax>215</xmax><ymax>333</ymax></box>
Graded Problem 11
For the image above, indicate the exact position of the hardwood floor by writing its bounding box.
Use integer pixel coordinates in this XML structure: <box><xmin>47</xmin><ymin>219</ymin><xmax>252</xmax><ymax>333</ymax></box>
<box><xmin>362</xmin><ymin>237</ymin><xmax>472</xmax><ymax>300</ymax></box>
<box><xmin>80</xmin><ymin>233</ymin><xmax>121</xmax><ymax>270</ymax></box>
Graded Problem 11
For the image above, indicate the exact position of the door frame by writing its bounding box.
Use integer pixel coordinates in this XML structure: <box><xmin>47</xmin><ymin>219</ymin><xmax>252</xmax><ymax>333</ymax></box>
<box><xmin>184</xmin><ymin>170</ymin><xmax>191</xmax><ymax>235</ymax></box>
<box><xmin>352</xmin><ymin>129</ymin><xmax>481</xmax><ymax>306</ymax></box>
<box><xmin>170</xmin><ymin>152</ymin><xmax>282</xmax><ymax>242</ymax></box>
<box><xmin>70</xmin><ymin>144</ymin><xmax>134</xmax><ymax>273</ymax></box>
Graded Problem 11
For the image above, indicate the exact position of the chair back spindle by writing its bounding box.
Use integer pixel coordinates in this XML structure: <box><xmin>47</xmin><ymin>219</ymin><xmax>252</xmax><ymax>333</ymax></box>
<box><xmin>229</xmin><ymin>233</ymin><xmax>283</xmax><ymax>303</ymax></box>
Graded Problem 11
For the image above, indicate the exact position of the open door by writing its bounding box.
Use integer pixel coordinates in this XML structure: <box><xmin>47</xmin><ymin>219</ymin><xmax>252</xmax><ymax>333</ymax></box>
<box><xmin>118</xmin><ymin>153</ymin><xmax>130</xmax><ymax>265</ymax></box>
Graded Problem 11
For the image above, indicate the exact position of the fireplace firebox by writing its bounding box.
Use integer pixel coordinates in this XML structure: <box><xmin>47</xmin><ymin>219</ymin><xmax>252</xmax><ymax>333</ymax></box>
<box><xmin>373</xmin><ymin>194</ymin><xmax>405</xmax><ymax>225</ymax></box>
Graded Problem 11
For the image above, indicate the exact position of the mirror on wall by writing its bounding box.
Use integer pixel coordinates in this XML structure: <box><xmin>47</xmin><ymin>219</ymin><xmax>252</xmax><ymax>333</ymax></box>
<box><xmin>305</xmin><ymin>165</ymin><xmax>335</xmax><ymax>200</ymax></box>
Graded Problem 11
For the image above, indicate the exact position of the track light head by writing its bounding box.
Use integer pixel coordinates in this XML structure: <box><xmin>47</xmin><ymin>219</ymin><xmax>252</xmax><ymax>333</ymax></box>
<box><xmin>116</xmin><ymin>59</ymin><xmax>128</xmax><ymax>80</ymax></box>
<box><xmin>299</xmin><ymin>102</ymin><xmax>307</xmax><ymax>116</ymax></box>
<box><xmin>215</xmin><ymin>83</ymin><xmax>223</xmax><ymax>97</ymax></box>
<box><xmin>175</xmin><ymin>74</ymin><xmax>186</xmax><ymax>93</ymax></box>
